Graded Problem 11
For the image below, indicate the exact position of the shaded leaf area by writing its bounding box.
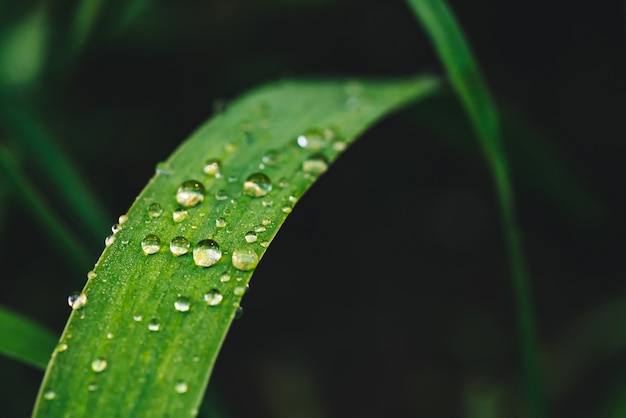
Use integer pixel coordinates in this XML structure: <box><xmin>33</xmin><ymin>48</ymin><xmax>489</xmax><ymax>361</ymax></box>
<box><xmin>32</xmin><ymin>76</ymin><xmax>440</xmax><ymax>418</ymax></box>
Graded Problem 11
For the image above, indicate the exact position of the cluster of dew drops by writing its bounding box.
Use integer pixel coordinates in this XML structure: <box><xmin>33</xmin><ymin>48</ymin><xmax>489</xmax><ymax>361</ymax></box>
<box><xmin>56</xmin><ymin>128</ymin><xmax>342</xmax><ymax>401</ymax></box>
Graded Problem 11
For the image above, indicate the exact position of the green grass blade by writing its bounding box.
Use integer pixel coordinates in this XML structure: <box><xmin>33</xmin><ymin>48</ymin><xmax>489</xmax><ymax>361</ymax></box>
<box><xmin>0</xmin><ymin>146</ymin><xmax>92</xmax><ymax>271</ymax></box>
<box><xmin>32</xmin><ymin>75</ymin><xmax>441</xmax><ymax>418</ymax></box>
<box><xmin>0</xmin><ymin>305</ymin><xmax>58</xmax><ymax>370</ymax></box>
<box><xmin>404</xmin><ymin>1</ymin><xmax>546</xmax><ymax>417</ymax></box>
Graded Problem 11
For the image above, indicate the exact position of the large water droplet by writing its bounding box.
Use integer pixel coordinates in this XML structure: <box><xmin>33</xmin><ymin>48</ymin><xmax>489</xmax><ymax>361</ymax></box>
<box><xmin>175</xmin><ymin>380</ymin><xmax>188</xmax><ymax>394</ymax></box>
<box><xmin>170</xmin><ymin>236</ymin><xmax>191</xmax><ymax>256</ymax></box>
<box><xmin>176</xmin><ymin>180</ymin><xmax>205</xmax><ymax>207</ymax></box>
<box><xmin>174</xmin><ymin>296</ymin><xmax>191</xmax><ymax>312</ymax></box>
<box><xmin>141</xmin><ymin>234</ymin><xmax>161</xmax><ymax>255</ymax></box>
<box><xmin>302</xmin><ymin>153</ymin><xmax>328</xmax><ymax>175</ymax></box>
<box><xmin>297</xmin><ymin>128</ymin><xmax>328</xmax><ymax>150</ymax></box>
<box><xmin>172</xmin><ymin>207</ymin><xmax>188</xmax><ymax>223</ymax></box>
<box><xmin>204</xmin><ymin>289</ymin><xmax>223</xmax><ymax>306</ymax></box>
<box><xmin>68</xmin><ymin>292</ymin><xmax>87</xmax><ymax>310</ymax></box>
<box><xmin>193</xmin><ymin>239</ymin><xmax>222</xmax><ymax>267</ymax></box>
<box><xmin>148</xmin><ymin>319</ymin><xmax>161</xmax><ymax>331</ymax></box>
<box><xmin>91</xmin><ymin>358</ymin><xmax>107</xmax><ymax>373</ymax></box>
<box><xmin>203</xmin><ymin>158</ymin><xmax>221</xmax><ymax>176</ymax></box>
<box><xmin>43</xmin><ymin>390</ymin><xmax>56</xmax><ymax>400</ymax></box>
<box><xmin>243</xmin><ymin>173</ymin><xmax>272</xmax><ymax>197</ymax></box>
<box><xmin>231</xmin><ymin>248</ymin><xmax>259</xmax><ymax>271</ymax></box>
<box><xmin>244</xmin><ymin>231</ymin><xmax>257</xmax><ymax>243</ymax></box>
<box><xmin>148</xmin><ymin>202</ymin><xmax>163</xmax><ymax>218</ymax></box>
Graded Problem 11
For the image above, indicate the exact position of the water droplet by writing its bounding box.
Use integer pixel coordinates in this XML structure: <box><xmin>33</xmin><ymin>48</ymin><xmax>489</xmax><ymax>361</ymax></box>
<box><xmin>297</xmin><ymin>128</ymin><xmax>328</xmax><ymax>150</ymax></box>
<box><xmin>141</xmin><ymin>234</ymin><xmax>161</xmax><ymax>255</ymax></box>
<box><xmin>278</xmin><ymin>178</ymin><xmax>289</xmax><ymax>188</ymax></box>
<box><xmin>243</xmin><ymin>172</ymin><xmax>272</xmax><ymax>197</ymax></box>
<box><xmin>244</xmin><ymin>231</ymin><xmax>257</xmax><ymax>243</ymax></box>
<box><xmin>193</xmin><ymin>239</ymin><xmax>222</xmax><ymax>267</ymax></box>
<box><xmin>261</xmin><ymin>200</ymin><xmax>272</xmax><ymax>207</ymax></box>
<box><xmin>148</xmin><ymin>319</ymin><xmax>161</xmax><ymax>331</ymax></box>
<box><xmin>88</xmin><ymin>383</ymin><xmax>98</xmax><ymax>392</ymax></box>
<box><xmin>68</xmin><ymin>292</ymin><xmax>87</xmax><ymax>310</ymax></box>
<box><xmin>172</xmin><ymin>207</ymin><xmax>188</xmax><ymax>223</ymax></box>
<box><xmin>133</xmin><ymin>315</ymin><xmax>143</xmax><ymax>322</ymax></box>
<box><xmin>261</xmin><ymin>150</ymin><xmax>281</xmax><ymax>167</ymax></box>
<box><xmin>204</xmin><ymin>289</ymin><xmax>223</xmax><ymax>306</ymax></box>
<box><xmin>215</xmin><ymin>189</ymin><xmax>228</xmax><ymax>200</ymax></box>
<box><xmin>227</xmin><ymin>175</ymin><xmax>238</xmax><ymax>183</ymax></box>
<box><xmin>254</xmin><ymin>225</ymin><xmax>266</xmax><ymax>233</ymax></box>
<box><xmin>43</xmin><ymin>390</ymin><xmax>56</xmax><ymax>400</ymax></box>
<box><xmin>281</xmin><ymin>205</ymin><xmax>293</xmax><ymax>214</ymax></box>
<box><xmin>155</xmin><ymin>161</ymin><xmax>172</xmax><ymax>175</ymax></box>
<box><xmin>302</xmin><ymin>153</ymin><xmax>329</xmax><ymax>175</ymax></box>
<box><xmin>170</xmin><ymin>236</ymin><xmax>191</xmax><ymax>256</ymax></box>
<box><xmin>148</xmin><ymin>202</ymin><xmax>163</xmax><ymax>218</ymax></box>
<box><xmin>233</xmin><ymin>285</ymin><xmax>248</xmax><ymax>296</ymax></box>
<box><xmin>234</xmin><ymin>306</ymin><xmax>244</xmax><ymax>319</ymax></box>
<box><xmin>203</xmin><ymin>158</ymin><xmax>221</xmax><ymax>176</ymax></box>
<box><xmin>220</xmin><ymin>272</ymin><xmax>231</xmax><ymax>282</ymax></box>
<box><xmin>231</xmin><ymin>248</ymin><xmax>259</xmax><ymax>271</ymax></box>
<box><xmin>332</xmin><ymin>139</ymin><xmax>347</xmax><ymax>151</ymax></box>
<box><xmin>215</xmin><ymin>218</ymin><xmax>227</xmax><ymax>228</ymax></box>
<box><xmin>174</xmin><ymin>296</ymin><xmax>191</xmax><ymax>312</ymax></box>
<box><xmin>118</xmin><ymin>214</ymin><xmax>129</xmax><ymax>224</ymax></box>
<box><xmin>176</xmin><ymin>180</ymin><xmax>205</xmax><ymax>207</ymax></box>
<box><xmin>56</xmin><ymin>343</ymin><xmax>68</xmax><ymax>352</ymax></box>
<box><xmin>105</xmin><ymin>235</ymin><xmax>115</xmax><ymax>247</ymax></box>
<box><xmin>111</xmin><ymin>223</ymin><xmax>122</xmax><ymax>234</ymax></box>
<box><xmin>260</xmin><ymin>240</ymin><xmax>270</xmax><ymax>248</ymax></box>
<box><xmin>175</xmin><ymin>380</ymin><xmax>188</xmax><ymax>394</ymax></box>
<box><xmin>91</xmin><ymin>358</ymin><xmax>107</xmax><ymax>373</ymax></box>
<box><xmin>106</xmin><ymin>332</ymin><xmax>114</xmax><ymax>339</ymax></box>
<box><xmin>87</xmin><ymin>270</ymin><xmax>97</xmax><ymax>280</ymax></box>
<box><xmin>262</xmin><ymin>219</ymin><xmax>271</xmax><ymax>225</ymax></box>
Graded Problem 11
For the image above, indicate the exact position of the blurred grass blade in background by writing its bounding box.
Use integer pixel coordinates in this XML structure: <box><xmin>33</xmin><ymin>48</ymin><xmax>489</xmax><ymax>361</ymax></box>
<box><xmin>405</xmin><ymin>0</ymin><xmax>546</xmax><ymax>417</ymax></box>
<box><xmin>0</xmin><ymin>305</ymin><xmax>58</xmax><ymax>370</ymax></box>
<box><xmin>32</xmin><ymin>76</ymin><xmax>440</xmax><ymax>418</ymax></box>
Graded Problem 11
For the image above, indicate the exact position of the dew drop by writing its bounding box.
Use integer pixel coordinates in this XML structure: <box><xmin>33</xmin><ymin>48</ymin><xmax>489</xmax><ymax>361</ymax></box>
<box><xmin>281</xmin><ymin>205</ymin><xmax>293</xmax><ymax>214</ymax></box>
<box><xmin>193</xmin><ymin>239</ymin><xmax>222</xmax><ymax>267</ymax></box>
<box><xmin>215</xmin><ymin>189</ymin><xmax>228</xmax><ymax>200</ymax></box>
<box><xmin>235</xmin><ymin>306</ymin><xmax>244</xmax><ymax>319</ymax></box>
<box><xmin>148</xmin><ymin>202</ymin><xmax>163</xmax><ymax>218</ymax></box>
<box><xmin>332</xmin><ymin>139</ymin><xmax>348</xmax><ymax>151</ymax></box>
<box><xmin>91</xmin><ymin>358</ymin><xmax>107</xmax><ymax>373</ymax></box>
<box><xmin>155</xmin><ymin>161</ymin><xmax>172</xmax><ymax>175</ymax></box>
<box><xmin>262</xmin><ymin>219</ymin><xmax>271</xmax><ymax>225</ymax></box>
<box><xmin>176</xmin><ymin>180</ymin><xmax>206</xmax><ymax>207</ymax></box>
<box><xmin>261</xmin><ymin>150</ymin><xmax>281</xmax><ymax>167</ymax></box>
<box><xmin>170</xmin><ymin>236</ymin><xmax>191</xmax><ymax>256</ymax></box>
<box><xmin>111</xmin><ymin>223</ymin><xmax>122</xmax><ymax>234</ymax></box>
<box><xmin>87</xmin><ymin>270</ymin><xmax>97</xmax><ymax>280</ymax></box>
<box><xmin>172</xmin><ymin>207</ymin><xmax>188</xmax><ymax>223</ymax></box>
<box><xmin>204</xmin><ymin>289</ymin><xmax>223</xmax><ymax>306</ymax></box>
<box><xmin>105</xmin><ymin>235</ymin><xmax>115</xmax><ymax>247</ymax></box>
<box><xmin>88</xmin><ymin>383</ymin><xmax>98</xmax><ymax>392</ymax></box>
<box><xmin>278</xmin><ymin>177</ymin><xmax>289</xmax><ymax>188</ymax></box>
<box><xmin>302</xmin><ymin>153</ymin><xmax>329</xmax><ymax>175</ymax></box>
<box><xmin>297</xmin><ymin>128</ymin><xmax>328</xmax><ymax>150</ymax></box>
<box><xmin>203</xmin><ymin>158</ymin><xmax>221</xmax><ymax>176</ymax></box>
<box><xmin>174</xmin><ymin>296</ymin><xmax>191</xmax><ymax>312</ymax></box>
<box><xmin>232</xmin><ymin>248</ymin><xmax>259</xmax><ymax>271</ymax></box>
<box><xmin>68</xmin><ymin>292</ymin><xmax>87</xmax><ymax>310</ymax></box>
<box><xmin>106</xmin><ymin>332</ymin><xmax>114</xmax><ymax>339</ymax></box>
<box><xmin>220</xmin><ymin>272</ymin><xmax>231</xmax><ymax>283</ymax></box>
<box><xmin>254</xmin><ymin>225</ymin><xmax>266</xmax><ymax>233</ymax></box>
<box><xmin>244</xmin><ymin>231</ymin><xmax>257</xmax><ymax>243</ymax></box>
<box><xmin>175</xmin><ymin>380</ymin><xmax>188</xmax><ymax>394</ymax></box>
<box><xmin>215</xmin><ymin>218</ymin><xmax>227</xmax><ymax>228</ymax></box>
<box><xmin>260</xmin><ymin>240</ymin><xmax>270</xmax><ymax>248</ymax></box>
<box><xmin>56</xmin><ymin>343</ymin><xmax>68</xmax><ymax>353</ymax></box>
<box><xmin>141</xmin><ymin>234</ymin><xmax>161</xmax><ymax>255</ymax></box>
<box><xmin>148</xmin><ymin>319</ymin><xmax>161</xmax><ymax>331</ymax></box>
<box><xmin>233</xmin><ymin>285</ymin><xmax>248</xmax><ymax>297</ymax></box>
<box><xmin>133</xmin><ymin>315</ymin><xmax>143</xmax><ymax>322</ymax></box>
<box><xmin>118</xmin><ymin>214</ymin><xmax>129</xmax><ymax>224</ymax></box>
<box><xmin>43</xmin><ymin>390</ymin><xmax>56</xmax><ymax>400</ymax></box>
<box><xmin>242</xmin><ymin>172</ymin><xmax>272</xmax><ymax>197</ymax></box>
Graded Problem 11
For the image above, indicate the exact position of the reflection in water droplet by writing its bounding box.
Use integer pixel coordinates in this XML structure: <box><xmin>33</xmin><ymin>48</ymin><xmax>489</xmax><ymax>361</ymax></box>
<box><xmin>68</xmin><ymin>292</ymin><xmax>87</xmax><ymax>310</ymax></box>
<box><xmin>170</xmin><ymin>236</ymin><xmax>191</xmax><ymax>256</ymax></box>
<box><xmin>105</xmin><ymin>235</ymin><xmax>115</xmax><ymax>247</ymax></box>
<box><xmin>203</xmin><ymin>158</ymin><xmax>221</xmax><ymax>176</ymax></box>
<box><xmin>216</xmin><ymin>218</ymin><xmax>227</xmax><ymax>228</ymax></box>
<box><xmin>193</xmin><ymin>239</ymin><xmax>222</xmax><ymax>267</ymax></box>
<box><xmin>148</xmin><ymin>203</ymin><xmax>163</xmax><ymax>218</ymax></box>
<box><xmin>232</xmin><ymin>248</ymin><xmax>259</xmax><ymax>271</ymax></box>
<box><xmin>302</xmin><ymin>153</ymin><xmax>329</xmax><ymax>175</ymax></box>
<box><xmin>172</xmin><ymin>207</ymin><xmax>188</xmax><ymax>223</ymax></box>
<box><xmin>91</xmin><ymin>358</ymin><xmax>107</xmax><ymax>373</ymax></box>
<box><xmin>175</xmin><ymin>380</ymin><xmax>188</xmax><ymax>394</ymax></box>
<box><xmin>244</xmin><ymin>231</ymin><xmax>257</xmax><ymax>243</ymax></box>
<box><xmin>176</xmin><ymin>180</ymin><xmax>206</xmax><ymax>207</ymax></box>
<box><xmin>148</xmin><ymin>319</ymin><xmax>161</xmax><ymax>331</ymax></box>
<box><xmin>174</xmin><ymin>296</ymin><xmax>191</xmax><ymax>312</ymax></box>
<box><xmin>243</xmin><ymin>173</ymin><xmax>272</xmax><ymax>197</ymax></box>
<box><xmin>204</xmin><ymin>289</ymin><xmax>223</xmax><ymax>306</ymax></box>
<box><xmin>141</xmin><ymin>234</ymin><xmax>161</xmax><ymax>255</ymax></box>
<box><xmin>43</xmin><ymin>390</ymin><xmax>56</xmax><ymax>400</ymax></box>
<box><xmin>297</xmin><ymin>128</ymin><xmax>328</xmax><ymax>150</ymax></box>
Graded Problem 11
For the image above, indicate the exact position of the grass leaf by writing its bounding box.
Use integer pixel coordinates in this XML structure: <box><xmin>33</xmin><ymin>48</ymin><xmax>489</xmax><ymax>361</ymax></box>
<box><xmin>32</xmin><ymin>75</ymin><xmax>440</xmax><ymax>417</ymax></box>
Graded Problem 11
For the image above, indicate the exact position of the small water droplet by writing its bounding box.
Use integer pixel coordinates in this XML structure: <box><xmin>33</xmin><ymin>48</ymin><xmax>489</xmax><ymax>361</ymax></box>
<box><xmin>121</xmin><ymin>239</ymin><xmax>129</xmax><ymax>246</ymax></box>
<box><xmin>88</xmin><ymin>383</ymin><xmax>98</xmax><ymax>392</ymax></box>
<box><xmin>105</xmin><ymin>235</ymin><xmax>115</xmax><ymax>247</ymax></box>
<box><xmin>148</xmin><ymin>319</ymin><xmax>161</xmax><ymax>331</ymax></box>
<box><xmin>172</xmin><ymin>207</ymin><xmax>188</xmax><ymax>223</ymax></box>
<box><xmin>91</xmin><ymin>358</ymin><xmax>107</xmax><ymax>373</ymax></box>
<box><xmin>148</xmin><ymin>202</ymin><xmax>163</xmax><ymax>218</ymax></box>
<box><xmin>227</xmin><ymin>175</ymin><xmax>238</xmax><ymax>183</ymax></box>
<box><xmin>254</xmin><ymin>225</ymin><xmax>266</xmax><ymax>233</ymax></box>
<box><xmin>260</xmin><ymin>240</ymin><xmax>270</xmax><ymax>248</ymax></box>
<box><xmin>43</xmin><ymin>390</ymin><xmax>56</xmax><ymax>400</ymax></box>
<box><xmin>141</xmin><ymin>234</ymin><xmax>161</xmax><ymax>255</ymax></box>
<box><xmin>244</xmin><ymin>231</ymin><xmax>257</xmax><ymax>243</ymax></box>
<box><xmin>175</xmin><ymin>380</ymin><xmax>188</xmax><ymax>394</ymax></box>
<box><xmin>302</xmin><ymin>153</ymin><xmax>329</xmax><ymax>175</ymax></box>
<box><xmin>68</xmin><ymin>292</ymin><xmax>87</xmax><ymax>310</ymax></box>
<box><xmin>297</xmin><ymin>128</ymin><xmax>328</xmax><ymax>150</ymax></box>
<box><xmin>204</xmin><ymin>289</ymin><xmax>223</xmax><ymax>306</ymax></box>
<box><xmin>261</xmin><ymin>150</ymin><xmax>281</xmax><ymax>167</ymax></box>
<box><xmin>176</xmin><ymin>180</ymin><xmax>206</xmax><ymax>207</ymax></box>
<box><xmin>56</xmin><ymin>343</ymin><xmax>68</xmax><ymax>352</ymax></box>
<box><xmin>243</xmin><ymin>172</ymin><xmax>272</xmax><ymax>197</ymax></box>
<box><xmin>170</xmin><ymin>236</ymin><xmax>191</xmax><ymax>256</ymax></box>
<box><xmin>87</xmin><ymin>270</ymin><xmax>97</xmax><ymax>280</ymax></box>
<box><xmin>234</xmin><ymin>306</ymin><xmax>244</xmax><ymax>319</ymax></box>
<box><xmin>232</xmin><ymin>248</ymin><xmax>259</xmax><ymax>271</ymax></box>
<box><xmin>281</xmin><ymin>205</ymin><xmax>292</xmax><ymax>214</ymax></box>
<box><xmin>332</xmin><ymin>139</ymin><xmax>347</xmax><ymax>151</ymax></box>
<box><xmin>155</xmin><ymin>161</ymin><xmax>172</xmax><ymax>175</ymax></box>
<box><xmin>118</xmin><ymin>214</ymin><xmax>129</xmax><ymax>224</ymax></box>
<box><xmin>111</xmin><ymin>223</ymin><xmax>122</xmax><ymax>234</ymax></box>
<box><xmin>215</xmin><ymin>189</ymin><xmax>228</xmax><ymax>200</ymax></box>
<box><xmin>193</xmin><ymin>239</ymin><xmax>222</xmax><ymax>267</ymax></box>
<box><xmin>262</xmin><ymin>219</ymin><xmax>271</xmax><ymax>225</ymax></box>
<box><xmin>133</xmin><ymin>315</ymin><xmax>143</xmax><ymax>322</ymax></box>
<box><xmin>233</xmin><ymin>285</ymin><xmax>248</xmax><ymax>296</ymax></box>
<box><xmin>278</xmin><ymin>178</ymin><xmax>289</xmax><ymax>188</ymax></box>
<box><xmin>106</xmin><ymin>332</ymin><xmax>114</xmax><ymax>339</ymax></box>
<box><xmin>215</xmin><ymin>218</ymin><xmax>227</xmax><ymax>228</ymax></box>
<box><xmin>203</xmin><ymin>158</ymin><xmax>221</xmax><ymax>176</ymax></box>
<box><xmin>174</xmin><ymin>296</ymin><xmax>191</xmax><ymax>312</ymax></box>
<box><xmin>261</xmin><ymin>200</ymin><xmax>272</xmax><ymax>207</ymax></box>
<box><xmin>220</xmin><ymin>272</ymin><xmax>231</xmax><ymax>282</ymax></box>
